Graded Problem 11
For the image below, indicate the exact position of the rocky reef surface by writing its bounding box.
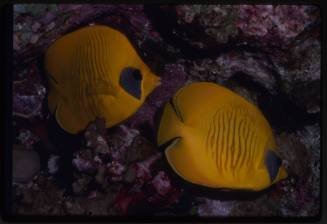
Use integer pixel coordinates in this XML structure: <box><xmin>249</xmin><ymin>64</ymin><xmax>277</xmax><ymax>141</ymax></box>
<box><xmin>12</xmin><ymin>4</ymin><xmax>320</xmax><ymax>217</ymax></box>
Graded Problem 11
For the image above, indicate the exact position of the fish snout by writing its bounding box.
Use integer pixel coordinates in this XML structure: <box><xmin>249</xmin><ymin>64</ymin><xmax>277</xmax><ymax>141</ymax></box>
<box><xmin>143</xmin><ymin>72</ymin><xmax>161</xmax><ymax>94</ymax></box>
<box><xmin>149</xmin><ymin>72</ymin><xmax>161</xmax><ymax>87</ymax></box>
<box><xmin>278</xmin><ymin>165</ymin><xmax>288</xmax><ymax>180</ymax></box>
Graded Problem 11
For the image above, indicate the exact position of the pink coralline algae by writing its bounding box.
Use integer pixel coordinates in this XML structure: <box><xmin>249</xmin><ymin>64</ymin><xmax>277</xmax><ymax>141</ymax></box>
<box><xmin>215</xmin><ymin>51</ymin><xmax>276</xmax><ymax>92</ymax></box>
<box><xmin>114</xmin><ymin>187</ymin><xmax>145</xmax><ymax>214</ymax></box>
<box><xmin>175</xmin><ymin>5</ymin><xmax>200</xmax><ymax>24</ymax></box>
<box><xmin>13</xmin><ymin>84</ymin><xmax>46</xmax><ymax>118</ymax></box>
<box><xmin>107</xmin><ymin>161</ymin><xmax>125</xmax><ymax>182</ymax></box>
<box><xmin>135</xmin><ymin>153</ymin><xmax>161</xmax><ymax>184</ymax></box>
<box><xmin>151</xmin><ymin>171</ymin><xmax>171</xmax><ymax>196</ymax></box>
<box><xmin>17</xmin><ymin>129</ymin><xmax>40</xmax><ymax>149</ymax></box>
<box><xmin>72</xmin><ymin>152</ymin><xmax>127</xmax><ymax>183</ymax></box>
<box><xmin>108</xmin><ymin>125</ymin><xmax>140</xmax><ymax>161</ymax></box>
<box><xmin>84</xmin><ymin>118</ymin><xmax>110</xmax><ymax>155</ymax></box>
<box><xmin>113</xmin><ymin>154</ymin><xmax>182</xmax><ymax>214</ymax></box>
<box><xmin>115</xmin><ymin>154</ymin><xmax>160</xmax><ymax>214</ymax></box>
<box><xmin>197</xmin><ymin>198</ymin><xmax>234</xmax><ymax>216</ymax></box>
<box><xmin>237</xmin><ymin>5</ymin><xmax>317</xmax><ymax>45</ymax></box>
<box><xmin>72</xmin><ymin>155</ymin><xmax>97</xmax><ymax>173</ymax></box>
<box><xmin>174</xmin><ymin>5</ymin><xmax>239</xmax><ymax>45</ymax></box>
<box><xmin>188</xmin><ymin>52</ymin><xmax>277</xmax><ymax>94</ymax></box>
<box><xmin>13</xmin><ymin>63</ymin><xmax>46</xmax><ymax>119</ymax></box>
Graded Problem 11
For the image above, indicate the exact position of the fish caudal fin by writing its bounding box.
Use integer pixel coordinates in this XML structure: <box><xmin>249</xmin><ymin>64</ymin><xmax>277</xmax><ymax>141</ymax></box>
<box><xmin>165</xmin><ymin>138</ymin><xmax>209</xmax><ymax>185</ymax></box>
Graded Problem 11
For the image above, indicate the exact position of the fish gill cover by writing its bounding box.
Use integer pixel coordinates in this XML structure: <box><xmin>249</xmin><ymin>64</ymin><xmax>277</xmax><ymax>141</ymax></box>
<box><xmin>11</xmin><ymin>4</ymin><xmax>320</xmax><ymax>217</ymax></box>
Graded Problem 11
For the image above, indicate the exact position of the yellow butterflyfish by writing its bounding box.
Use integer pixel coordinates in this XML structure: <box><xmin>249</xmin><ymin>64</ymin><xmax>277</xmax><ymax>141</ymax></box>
<box><xmin>45</xmin><ymin>25</ymin><xmax>161</xmax><ymax>134</ymax></box>
<box><xmin>157</xmin><ymin>82</ymin><xmax>287</xmax><ymax>191</ymax></box>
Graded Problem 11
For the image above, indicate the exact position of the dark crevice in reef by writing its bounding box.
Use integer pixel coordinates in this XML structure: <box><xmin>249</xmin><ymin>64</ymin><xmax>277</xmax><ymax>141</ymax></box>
<box><xmin>47</xmin><ymin>115</ymin><xmax>83</xmax><ymax>195</ymax></box>
<box><xmin>144</xmin><ymin>4</ymin><xmax>320</xmax><ymax>62</ymax></box>
<box><xmin>258</xmin><ymin>53</ymin><xmax>284</xmax><ymax>93</ymax></box>
<box><xmin>144</xmin><ymin>5</ymin><xmax>276</xmax><ymax>61</ymax></box>
<box><xmin>229</xmin><ymin>72</ymin><xmax>320</xmax><ymax>133</ymax></box>
<box><xmin>144</xmin><ymin>4</ymin><xmax>232</xmax><ymax>60</ymax></box>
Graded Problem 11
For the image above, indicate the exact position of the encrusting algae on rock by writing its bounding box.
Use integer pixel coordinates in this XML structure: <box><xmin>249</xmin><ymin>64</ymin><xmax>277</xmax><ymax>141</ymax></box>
<box><xmin>45</xmin><ymin>25</ymin><xmax>161</xmax><ymax>134</ymax></box>
<box><xmin>158</xmin><ymin>82</ymin><xmax>287</xmax><ymax>191</ymax></box>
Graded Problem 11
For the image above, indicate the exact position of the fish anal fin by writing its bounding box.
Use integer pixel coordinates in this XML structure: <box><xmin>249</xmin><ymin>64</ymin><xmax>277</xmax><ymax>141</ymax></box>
<box><xmin>165</xmin><ymin>139</ymin><xmax>207</xmax><ymax>186</ymax></box>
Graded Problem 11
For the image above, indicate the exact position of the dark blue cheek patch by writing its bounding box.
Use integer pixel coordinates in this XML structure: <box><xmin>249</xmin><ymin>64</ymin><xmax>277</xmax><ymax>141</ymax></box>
<box><xmin>120</xmin><ymin>67</ymin><xmax>142</xmax><ymax>99</ymax></box>
<box><xmin>265</xmin><ymin>150</ymin><xmax>282</xmax><ymax>182</ymax></box>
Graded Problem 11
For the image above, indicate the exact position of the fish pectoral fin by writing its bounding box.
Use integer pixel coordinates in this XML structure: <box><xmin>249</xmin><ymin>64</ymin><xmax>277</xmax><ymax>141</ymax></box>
<box><xmin>158</xmin><ymin>137</ymin><xmax>181</xmax><ymax>152</ymax></box>
<box><xmin>55</xmin><ymin>99</ymin><xmax>88</xmax><ymax>134</ymax></box>
<box><xmin>169</xmin><ymin>98</ymin><xmax>184</xmax><ymax>123</ymax></box>
<box><xmin>87</xmin><ymin>82</ymin><xmax>118</xmax><ymax>96</ymax></box>
<box><xmin>47</xmin><ymin>72</ymin><xmax>59</xmax><ymax>85</ymax></box>
<box><xmin>164</xmin><ymin>139</ymin><xmax>205</xmax><ymax>185</ymax></box>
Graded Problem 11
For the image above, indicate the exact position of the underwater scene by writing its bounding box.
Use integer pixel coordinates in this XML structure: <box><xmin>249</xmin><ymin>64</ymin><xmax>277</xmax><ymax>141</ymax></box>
<box><xmin>12</xmin><ymin>4</ymin><xmax>320</xmax><ymax>217</ymax></box>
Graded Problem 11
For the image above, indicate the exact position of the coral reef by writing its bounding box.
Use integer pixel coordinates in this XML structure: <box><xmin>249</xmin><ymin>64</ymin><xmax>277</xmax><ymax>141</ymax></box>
<box><xmin>197</xmin><ymin>198</ymin><xmax>234</xmax><ymax>217</ymax></box>
<box><xmin>13</xmin><ymin>144</ymin><xmax>41</xmax><ymax>183</ymax></box>
<box><xmin>12</xmin><ymin>4</ymin><xmax>320</xmax><ymax>217</ymax></box>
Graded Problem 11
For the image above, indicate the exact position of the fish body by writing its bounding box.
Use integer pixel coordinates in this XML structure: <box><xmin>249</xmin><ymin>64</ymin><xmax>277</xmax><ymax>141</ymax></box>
<box><xmin>45</xmin><ymin>25</ymin><xmax>160</xmax><ymax>134</ymax></box>
<box><xmin>157</xmin><ymin>82</ymin><xmax>287</xmax><ymax>191</ymax></box>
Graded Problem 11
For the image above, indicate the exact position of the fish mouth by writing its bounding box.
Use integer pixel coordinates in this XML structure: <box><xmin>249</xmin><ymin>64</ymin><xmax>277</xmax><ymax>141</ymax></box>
<box><xmin>158</xmin><ymin>137</ymin><xmax>181</xmax><ymax>153</ymax></box>
<box><xmin>152</xmin><ymin>75</ymin><xmax>161</xmax><ymax>87</ymax></box>
<box><xmin>142</xmin><ymin>72</ymin><xmax>161</xmax><ymax>96</ymax></box>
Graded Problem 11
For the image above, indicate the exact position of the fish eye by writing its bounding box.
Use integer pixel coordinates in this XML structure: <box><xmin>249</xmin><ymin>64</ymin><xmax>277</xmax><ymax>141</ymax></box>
<box><xmin>132</xmin><ymin>69</ymin><xmax>142</xmax><ymax>81</ymax></box>
<box><xmin>265</xmin><ymin>150</ymin><xmax>282</xmax><ymax>182</ymax></box>
<box><xmin>119</xmin><ymin>67</ymin><xmax>143</xmax><ymax>99</ymax></box>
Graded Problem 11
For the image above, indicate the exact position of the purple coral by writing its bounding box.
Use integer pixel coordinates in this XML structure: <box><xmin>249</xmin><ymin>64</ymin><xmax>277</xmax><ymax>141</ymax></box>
<box><xmin>135</xmin><ymin>153</ymin><xmax>161</xmax><ymax>184</ymax></box>
<box><xmin>72</xmin><ymin>155</ymin><xmax>97</xmax><ymax>173</ymax></box>
<box><xmin>13</xmin><ymin>70</ymin><xmax>46</xmax><ymax>119</ymax></box>
<box><xmin>197</xmin><ymin>198</ymin><xmax>234</xmax><ymax>216</ymax></box>
<box><xmin>151</xmin><ymin>171</ymin><xmax>171</xmax><ymax>196</ymax></box>
<box><xmin>17</xmin><ymin>129</ymin><xmax>40</xmax><ymax>149</ymax></box>
<box><xmin>107</xmin><ymin>161</ymin><xmax>125</xmax><ymax>182</ymax></box>
<box><xmin>237</xmin><ymin>5</ymin><xmax>317</xmax><ymax>46</ymax></box>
